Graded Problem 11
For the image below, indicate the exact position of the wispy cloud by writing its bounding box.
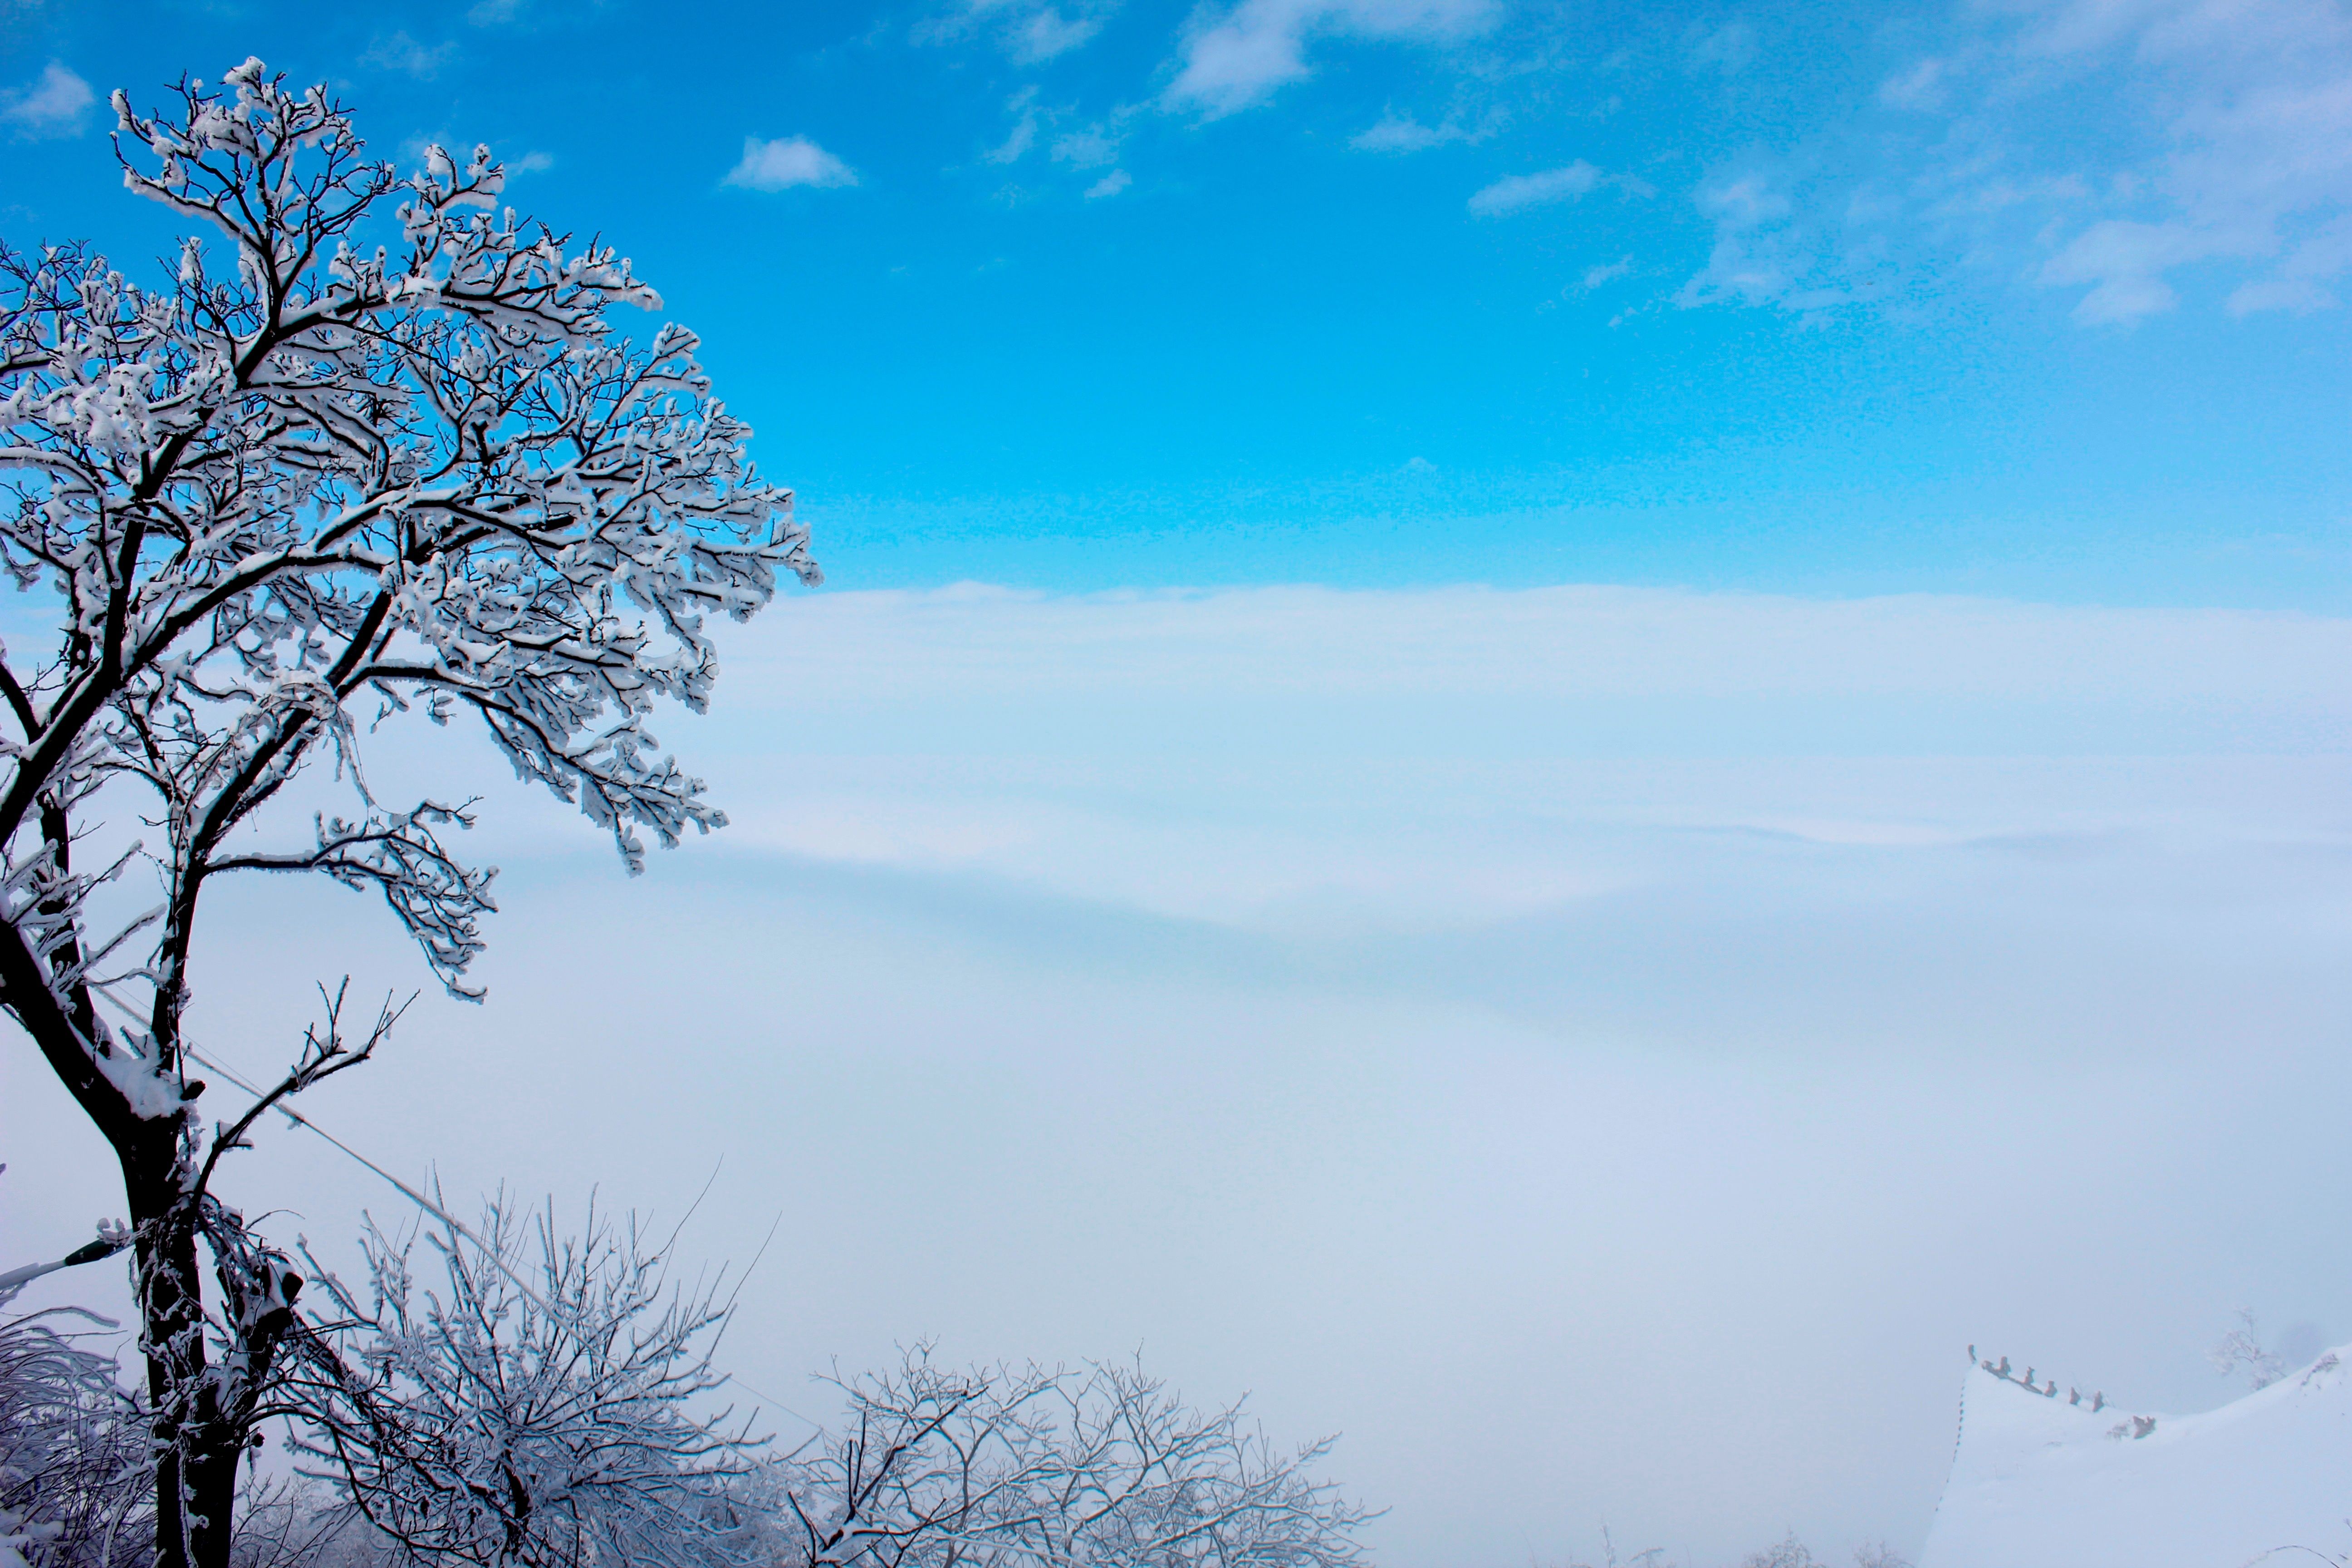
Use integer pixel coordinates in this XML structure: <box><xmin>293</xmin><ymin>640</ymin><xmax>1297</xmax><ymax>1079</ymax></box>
<box><xmin>1686</xmin><ymin>18</ymin><xmax>1758</xmax><ymax>75</ymax></box>
<box><xmin>1909</xmin><ymin>0</ymin><xmax>2352</xmax><ymax>323</ymax></box>
<box><xmin>1632</xmin><ymin>0</ymin><xmax>2352</xmax><ymax>326</ymax></box>
<box><xmin>1468</xmin><ymin>161</ymin><xmax>1649</xmax><ymax>218</ymax></box>
<box><xmin>1876</xmin><ymin>56</ymin><xmax>1947</xmax><ymax>110</ymax></box>
<box><xmin>1161</xmin><ymin>0</ymin><xmax>1499</xmax><ymax>118</ymax></box>
<box><xmin>922</xmin><ymin>0</ymin><xmax>1116</xmax><ymax>64</ymax></box>
<box><xmin>1578</xmin><ymin>255</ymin><xmax>1634</xmax><ymax>290</ymax></box>
<box><xmin>1</xmin><ymin>61</ymin><xmax>91</xmax><ymax>140</ymax></box>
<box><xmin>1678</xmin><ymin>168</ymin><xmax>1810</xmax><ymax>307</ymax></box>
<box><xmin>725</xmin><ymin>135</ymin><xmax>859</xmax><ymax>191</ymax></box>
<box><xmin>1014</xmin><ymin>5</ymin><xmax>1105</xmax><ymax>60</ymax></box>
<box><xmin>1470</xmin><ymin>162</ymin><xmax>1600</xmax><ymax>216</ymax></box>
<box><xmin>1086</xmin><ymin>168</ymin><xmax>1132</xmax><ymax>198</ymax></box>
<box><xmin>2038</xmin><ymin>218</ymin><xmax>2244</xmax><ymax>324</ymax></box>
<box><xmin>2227</xmin><ymin>212</ymin><xmax>2352</xmax><ymax>313</ymax></box>
<box><xmin>986</xmin><ymin>91</ymin><xmax>1043</xmax><ymax>164</ymax></box>
<box><xmin>2010</xmin><ymin>0</ymin><xmax>2352</xmax><ymax>322</ymax></box>
<box><xmin>1053</xmin><ymin>122</ymin><xmax>1125</xmax><ymax>169</ymax></box>
<box><xmin>360</xmin><ymin>31</ymin><xmax>456</xmax><ymax>79</ymax></box>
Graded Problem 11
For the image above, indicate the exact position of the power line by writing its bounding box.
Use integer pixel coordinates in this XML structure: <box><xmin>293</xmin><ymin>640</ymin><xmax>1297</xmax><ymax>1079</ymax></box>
<box><xmin>90</xmin><ymin>993</ymin><xmax>833</xmax><ymax>1438</ymax></box>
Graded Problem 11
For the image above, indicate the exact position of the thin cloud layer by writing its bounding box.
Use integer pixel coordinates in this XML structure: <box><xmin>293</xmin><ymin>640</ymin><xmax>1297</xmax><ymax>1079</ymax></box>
<box><xmin>715</xmin><ymin>583</ymin><xmax>2352</xmax><ymax>725</ymax></box>
<box><xmin>6</xmin><ymin>581</ymin><xmax>2345</xmax><ymax>1568</ymax></box>
<box><xmin>695</xmin><ymin>582</ymin><xmax>2350</xmax><ymax>938</ymax></box>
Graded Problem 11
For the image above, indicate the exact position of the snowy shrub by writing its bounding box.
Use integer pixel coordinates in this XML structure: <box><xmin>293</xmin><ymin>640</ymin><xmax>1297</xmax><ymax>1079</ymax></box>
<box><xmin>0</xmin><ymin>1306</ymin><xmax>147</xmax><ymax>1568</ymax></box>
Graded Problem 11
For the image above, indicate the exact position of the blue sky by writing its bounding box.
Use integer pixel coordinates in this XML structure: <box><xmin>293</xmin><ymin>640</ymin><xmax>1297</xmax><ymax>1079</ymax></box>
<box><xmin>5</xmin><ymin>5</ymin><xmax>2351</xmax><ymax>1562</ymax></box>
<box><xmin>4</xmin><ymin>0</ymin><xmax>2348</xmax><ymax>604</ymax></box>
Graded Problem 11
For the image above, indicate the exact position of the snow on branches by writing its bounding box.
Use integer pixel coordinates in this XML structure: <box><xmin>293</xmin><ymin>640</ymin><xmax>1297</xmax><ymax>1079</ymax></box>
<box><xmin>0</xmin><ymin>53</ymin><xmax>813</xmax><ymax>1104</ymax></box>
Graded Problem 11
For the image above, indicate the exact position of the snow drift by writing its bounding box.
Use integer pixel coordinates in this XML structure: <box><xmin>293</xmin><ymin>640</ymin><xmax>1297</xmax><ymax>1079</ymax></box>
<box><xmin>1920</xmin><ymin>1346</ymin><xmax>2352</xmax><ymax>1568</ymax></box>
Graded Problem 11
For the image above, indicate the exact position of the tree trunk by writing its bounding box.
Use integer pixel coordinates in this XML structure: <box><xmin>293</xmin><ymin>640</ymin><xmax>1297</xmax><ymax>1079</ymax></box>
<box><xmin>121</xmin><ymin>1120</ymin><xmax>231</xmax><ymax>1568</ymax></box>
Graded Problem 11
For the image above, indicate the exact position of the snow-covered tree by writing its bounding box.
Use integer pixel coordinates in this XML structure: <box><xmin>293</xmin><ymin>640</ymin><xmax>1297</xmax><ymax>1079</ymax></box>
<box><xmin>761</xmin><ymin>1348</ymin><xmax>1374</xmax><ymax>1568</ymax></box>
<box><xmin>0</xmin><ymin>58</ymin><xmax>814</xmax><ymax>1568</ymax></box>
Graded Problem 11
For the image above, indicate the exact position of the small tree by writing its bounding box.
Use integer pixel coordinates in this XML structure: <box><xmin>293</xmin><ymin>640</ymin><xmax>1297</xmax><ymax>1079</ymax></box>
<box><xmin>288</xmin><ymin>1195</ymin><xmax>764</xmax><ymax>1568</ymax></box>
<box><xmin>2209</xmin><ymin>1308</ymin><xmax>2286</xmax><ymax>1391</ymax></box>
<box><xmin>0</xmin><ymin>57</ymin><xmax>814</xmax><ymax>1568</ymax></box>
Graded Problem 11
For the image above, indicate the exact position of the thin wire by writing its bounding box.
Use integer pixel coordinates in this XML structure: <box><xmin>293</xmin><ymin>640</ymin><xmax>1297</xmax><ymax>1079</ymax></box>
<box><xmin>179</xmin><ymin>1042</ymin><xmax>532</xmax><ymax>1296</ymax></box>
<box><xmin>82</xmin><ymin>985</ymin><xmax>511</xmax><ymax>1284</ymax></box>
<box><xmin>152</xmin><ymin>1013</ymin><xmax>827</xmax><ymax>1436</ymax></box>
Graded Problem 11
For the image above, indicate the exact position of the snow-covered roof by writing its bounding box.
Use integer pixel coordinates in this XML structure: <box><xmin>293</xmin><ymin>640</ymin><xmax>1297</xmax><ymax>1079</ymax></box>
<box><xmin>1920</xmin><ymin>1345</ymin><xmax>2352</xmax><ymax>1568</ymax></box>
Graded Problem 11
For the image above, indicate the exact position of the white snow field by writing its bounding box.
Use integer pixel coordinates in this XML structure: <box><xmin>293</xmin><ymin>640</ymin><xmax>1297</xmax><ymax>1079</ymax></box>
<box><xmin>1920</xmin><ymin>1346</ymin><xmax>2352</xmax><ymax>1568</ymax></box>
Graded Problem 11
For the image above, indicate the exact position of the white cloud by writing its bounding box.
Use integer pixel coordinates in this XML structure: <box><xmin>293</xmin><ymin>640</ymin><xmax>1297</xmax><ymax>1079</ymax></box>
<box><xmin>11</xmin><ymin>578</ymin><xmax>2346</xmax><ymax>1568</ymax></box>
<box><xmin>725</xmin><ymin>135</ymin><xmax>858</xmax><ymax>191</ymax></box>
<box><xmin>1468</xmin><ymin>161</ymin><xmax>1650</xmax><ymax>218</ymax></box>
<box><xmin>1044</xmin><ymin>106</ymin><xmax>1143</xmax><ymax>189</ymax></box>
<box><xmin>988</xmin><ymin>118</ymin><xmax>1038</xmax><ymax>165</ymax></box>
<box><xmin>986</xmin><ymin>90</ymin><xmax>1042</xmax><ymax>164</ymax></box>
<box><xmin>1161</xmin><ymin>0</ymin><xmax>1499</xmax><ymax>118</ymax></box>
<box><xmin>360</xmin><ymin>30</ymin><xmax>456</xmax><ymax>79</ymax></box>
<box><xmin>510</xmin><ymin>150</ymin><xmax>555</xmax><ymax>175</ymax></box>
<box><xmin>2</xmin><ymin>61</ymin><xmax>92</xmax><ymax>140</ymax></box>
